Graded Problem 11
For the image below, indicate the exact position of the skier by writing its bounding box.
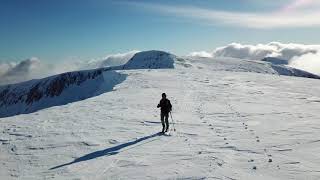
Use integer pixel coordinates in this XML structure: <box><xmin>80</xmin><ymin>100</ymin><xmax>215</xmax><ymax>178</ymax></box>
<box><xmin>157</xmin><ymin>93</ymin><xmax>172</xmax><ymax>133</ymax></box>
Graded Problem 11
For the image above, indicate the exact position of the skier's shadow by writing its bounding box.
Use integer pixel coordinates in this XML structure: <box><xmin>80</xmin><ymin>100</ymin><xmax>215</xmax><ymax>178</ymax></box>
<box><xmin>50</xmin><ymin>132</ymin><xmax>162</xmax><ymax>170</ymax></box>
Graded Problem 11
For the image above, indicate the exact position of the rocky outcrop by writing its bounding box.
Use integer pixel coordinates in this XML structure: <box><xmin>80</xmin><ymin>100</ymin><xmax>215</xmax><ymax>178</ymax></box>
<box><xmin>0</xmin><ymin>69</ymin><xmax>104</xmax><ymax>108</ymax></box>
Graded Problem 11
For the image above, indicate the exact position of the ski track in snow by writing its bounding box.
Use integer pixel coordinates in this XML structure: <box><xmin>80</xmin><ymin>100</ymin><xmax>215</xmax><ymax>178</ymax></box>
<box><xmin>1</xmin><ymin>59</ymin><xmax>320</xmax><ymax>179</ymax></box>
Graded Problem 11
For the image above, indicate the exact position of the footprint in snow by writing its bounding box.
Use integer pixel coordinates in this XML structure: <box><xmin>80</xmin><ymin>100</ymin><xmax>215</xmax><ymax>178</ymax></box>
<box><xmin>256</xmin><ymin>136</ymin><xmax>260</xmax><ymax>142</ymax></box>
<box><xmin>108</xmin><ymin>139</ymin><xmax>118</xmax><ymax>144</ymax></box>
<box><xmin>80</xmin><ymin>141</ymin><xmax>100</xmax><ymax>147</ymax></box>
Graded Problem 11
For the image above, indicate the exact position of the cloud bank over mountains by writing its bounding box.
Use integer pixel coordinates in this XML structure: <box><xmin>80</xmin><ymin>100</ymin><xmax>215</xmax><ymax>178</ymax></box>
<box><xmin>0</xmin><ymin>51</ymin><xmax>138</xmax><ymax>85</ymax></box>
<box><xmin>190</xmin><ymin>42</ymin><xmax>320</xmax><ymax>75</ymax></box>
<box><xmin>0</xmin><ymin>58</ymin><xmax>51</xmax><ymax>85</ymax></box>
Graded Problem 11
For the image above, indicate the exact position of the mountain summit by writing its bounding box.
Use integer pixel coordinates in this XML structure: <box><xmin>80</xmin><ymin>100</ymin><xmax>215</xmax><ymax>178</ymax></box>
<box><xmin>123</xmin><ymin>50</ymin><xmax>175</xmax><ymax>69</ymax></box>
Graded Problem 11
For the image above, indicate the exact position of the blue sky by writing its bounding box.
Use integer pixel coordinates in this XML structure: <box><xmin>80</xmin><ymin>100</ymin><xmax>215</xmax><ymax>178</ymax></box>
<box><xmin>1</xmin><ymin>0</ymin><xmax>320</xmax><ymax>62</ymax></box>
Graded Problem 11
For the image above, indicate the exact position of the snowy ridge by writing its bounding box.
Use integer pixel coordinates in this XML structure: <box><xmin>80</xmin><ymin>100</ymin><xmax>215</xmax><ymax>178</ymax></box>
<box><xmin>187</xmin><ymin>57</ymin><xmax>320</xmax><ymax>79</ymax></box>
<box><xmin>0</xmin><ymin>50</ymin><xmax>176</xmax><ymax>118</ymax></box>
<box><xmin>260</xmin><ymin>57</ymin><xmax>320</xmax><ymax>78</ymax></box>
<box><xmin>0</xmin><ymin>69</ymin><xmax>126</xmax><ymax>118</ymax></box>
<box><xmin>270</xmin><ymin>64</ymin><xmax>320</xmax><ymax>79</ymax></box>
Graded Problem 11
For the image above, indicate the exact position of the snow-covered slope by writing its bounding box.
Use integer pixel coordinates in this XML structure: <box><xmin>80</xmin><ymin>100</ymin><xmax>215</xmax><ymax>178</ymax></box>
<box><xmin>0</xmin><ymin>69</ymin><xmax>126</xmax><ymax>118</ymax></box>
<box><xmin>270</xmin><ymin>64</ymin><xmax>320</xmax><ymax>79</ymax></box>
<box><xmin>186</xmin><ymin>57</ymin><xmax>320</xmax><ymax>79</ymax></box>
<box><xmin>260</xmin><ymin>57</ymin><xmax>320</xmax><ymax>79</ymax></box>
<box><xmin>1</xmin><ymin>51</ymin><xmax>320</xmax><ymax>179</ymax></box>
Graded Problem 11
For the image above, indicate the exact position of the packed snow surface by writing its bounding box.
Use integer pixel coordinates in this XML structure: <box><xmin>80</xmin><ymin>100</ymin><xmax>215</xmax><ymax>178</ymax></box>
<box><xmin>1</xmin><ymin>54</ymin><xmax>320</xmax><ymax>179</ymax></box>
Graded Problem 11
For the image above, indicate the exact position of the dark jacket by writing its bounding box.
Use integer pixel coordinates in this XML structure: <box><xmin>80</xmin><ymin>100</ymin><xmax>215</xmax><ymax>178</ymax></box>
<box><xmin>157</xmin><ymin>99</ymin><xmax>172</xmax><ymax>114</ymax></box>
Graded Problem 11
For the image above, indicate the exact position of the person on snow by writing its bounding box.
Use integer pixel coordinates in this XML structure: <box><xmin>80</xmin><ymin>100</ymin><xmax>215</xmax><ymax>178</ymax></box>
<box><xmin>157</xmin><ymin>93</ymin><xmax>172</xmax><ymax>133</ymax></box>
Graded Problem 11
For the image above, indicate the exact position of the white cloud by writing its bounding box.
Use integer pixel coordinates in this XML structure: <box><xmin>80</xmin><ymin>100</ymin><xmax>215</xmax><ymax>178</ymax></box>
<box><xmin>0</xmin><ymin>51</ymin><xmax>139</xmax><ymax>85</ymax></box>
<box><xmin>0</xmin><ymin>62</ymin><xmax>15</xmax><ymax>77</ymax></box>
<box><xmin>289</xmin><ymin>52</ymin><xmax>320</xmax><ymax>75</ymax></box>
<box><xmin>4</xmin><ymin>57</ymin><xmax>43</xmax><ymax>77</ymax></box>
<box><xmin>282</xmin><ymin>0</ymin><xmax>320</xmax><ymax>12</ymax></box>
<box><xmin>132</xmin><ymin>1</ymin><xmax>320</xmax><ymax>29</ymax></box>
<box><xmin>188</xmin><ymin>51</ymin><xmax>213</xmax><ymax>58</ymax></box>
<box><xmin>213</xmin><ymin>43</ymin><xmax>278</xmax><ymax>60</ymax></box>
<box><xmin>192</xmin><ymin>42</ymin><xmax>320</xmax><ymax>75</ymax></box>
<box><xmin>92</xmin><ymin>50</ymin><xmax>139</xmax><ymax>68</ymax></box>
<box><xmin>0</xmin><ymin>58</ymin><xmax>53</xmax><ymax>85</ymax></box>
<box><xmin>211</xmin><ymin>42</ymin><xmax>320</xmax><ymax>61</ymax></box>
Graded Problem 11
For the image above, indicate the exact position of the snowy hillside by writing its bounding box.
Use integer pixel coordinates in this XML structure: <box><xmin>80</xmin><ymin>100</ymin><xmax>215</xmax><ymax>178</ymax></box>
<box><xmin>0</xmin><ymin>69</ymin><xmax>126</xmax><ymax>118</ymax></box>
<box><xmin>1</xmin><ymin>51</ymin><xmax>320</xmax><ymax>179</ymax></box>
<box><xmin>186</xmin><ymin>57</ymin><xmax>320</xmax><ymax>79</ymax></box>
<box><xmin>0</xmin><ymin>50</ymin><xmax>176</xmax><ymax>118</ymax></box>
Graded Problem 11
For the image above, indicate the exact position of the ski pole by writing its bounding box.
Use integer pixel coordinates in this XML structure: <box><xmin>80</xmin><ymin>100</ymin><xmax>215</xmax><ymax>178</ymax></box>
<box><xmin>170</xmin><ymin>112</ymin><xmax>176</xmax><ymax>131</ymax></box>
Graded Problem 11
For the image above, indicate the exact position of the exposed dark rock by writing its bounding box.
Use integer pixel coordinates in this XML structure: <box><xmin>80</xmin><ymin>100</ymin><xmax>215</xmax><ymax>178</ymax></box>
<box><xmin>26</xmin><ymin>83</ymin><xmax>43</xmax><ymax>105</ymax></box>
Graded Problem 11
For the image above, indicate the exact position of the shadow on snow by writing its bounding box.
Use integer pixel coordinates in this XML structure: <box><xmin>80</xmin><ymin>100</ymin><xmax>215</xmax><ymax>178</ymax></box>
<box><xmin>50</xmin><ymin>132</ymin><xmax>163</xmax><ymax>170</ymax></box>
